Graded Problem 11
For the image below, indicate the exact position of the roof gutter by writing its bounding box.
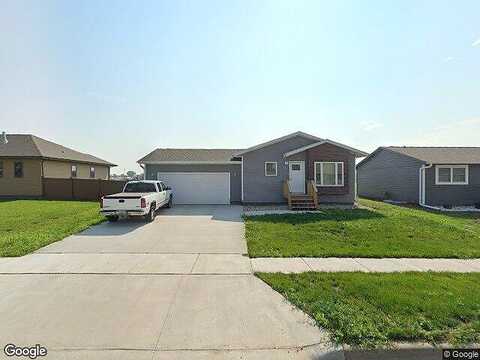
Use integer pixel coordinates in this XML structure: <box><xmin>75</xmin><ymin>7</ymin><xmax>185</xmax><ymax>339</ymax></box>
<box><xmin>138</xmin><ymin>161</ymin><xmax>240</xmax><ymax>165</ymax></box>
<box><xmin>418</xmin><ymin>163</ymin><xmax>433</xmax><ymax>206</ymax></box>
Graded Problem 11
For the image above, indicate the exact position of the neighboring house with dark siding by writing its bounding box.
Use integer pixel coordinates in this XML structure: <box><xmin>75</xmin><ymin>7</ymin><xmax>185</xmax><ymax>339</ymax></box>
<box><xmin>357</xmin><ymin>146</ymin><xmax>480</xmax><ymax>207</ymax></box>
<box><xmin>138</xmin><ymin>131</ymin><xmax>367</xmax><ymax>206</ymax></box>
<box><xmin>0</xmin><ymin>133</ymin><xmax>116</xmax><ymax>198</ymax></box>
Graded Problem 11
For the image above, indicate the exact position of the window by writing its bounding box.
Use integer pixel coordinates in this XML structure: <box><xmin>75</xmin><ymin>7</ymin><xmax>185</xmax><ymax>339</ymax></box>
<box><xmin>90</xmin><ymin>166</ymin><xmax>95</xmax><ymax>178</ymax></box>
<box><xmin>264</xmin><ymin>162</ymin><xmax>277</xmax><ymax>176</ymax></box>
<box><xmin>0</xmin><ymin>161</ymin><xmax>3</xmax><ymax>177</ymax></box>
<box><xmin>291</xmin><ymin>164</ymin><xmax>301</xmax><ymax>171</ymax></box>
<box><xmin>123</xmin><ymin>182</ymin><xmax>157</xmax><ymax>193</ymax></box>
<box><xmin>314</xmin><ymin>162</ymin><xmax>344</xmax><ymax>186</ymax></box>
<box><xmin>157</xmin><ymin>182</ymin><xmax>164</xmax><ymax>191</ymax></box>
<box><xmin>71</xmin><ymin>165</ymin><xmax>77</xmax><ymax>178</ymax></box>
<box><xmin>14</xmin><ymin>161</ymin><xmax>23</xmax><ymax>178</ymax></box>
<box><xmin>435</xmin><ymin>165</ymin><xmax>468</xmax><ymax>185</ymax></box>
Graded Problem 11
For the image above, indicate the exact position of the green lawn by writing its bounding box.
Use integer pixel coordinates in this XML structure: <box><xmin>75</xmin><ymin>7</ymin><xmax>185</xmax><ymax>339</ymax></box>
<box><xmin>245</xmin><ymin>199</ymin><xmax>480</xmax><ymax>258</ymax></box>
<box><xmin>258</xmin><ymin>272</ymin><xmax>480</xmax><ymax>348</ymax></box>
<box><xmin>0</xmin><ymin>200</ymin><xmax>104</xmax><ymax>257</ymax></box>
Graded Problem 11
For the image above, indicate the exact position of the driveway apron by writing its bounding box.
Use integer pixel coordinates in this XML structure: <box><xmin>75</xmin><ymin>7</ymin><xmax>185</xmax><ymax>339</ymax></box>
<box><xmin>0</xmin><ymin>205</ymin><xmax>331</xmax><ymax>360</ymax></box>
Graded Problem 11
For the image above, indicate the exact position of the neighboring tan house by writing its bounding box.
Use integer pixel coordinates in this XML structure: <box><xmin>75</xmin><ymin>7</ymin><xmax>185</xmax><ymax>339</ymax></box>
<box><xmin>357</xmin><ymin>146</ymin><xmax>480</xmax><ymax>207</ymax></box>
<box><xmin>138</xmin><ymin>131</ymin><xmax>367</xmax><ymax>207</ymax></box>
<box><xmin>0</xmin><ymin>133</ymin><xmax>116</xmax><ymax>197</ymax></box>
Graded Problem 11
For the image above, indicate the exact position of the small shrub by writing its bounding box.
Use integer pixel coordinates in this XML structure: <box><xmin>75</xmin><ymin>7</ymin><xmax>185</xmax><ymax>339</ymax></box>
<box><xmin>443</xmin><ymin>204</ymin><xmax>453</xmax><ymax>209</ymax></box>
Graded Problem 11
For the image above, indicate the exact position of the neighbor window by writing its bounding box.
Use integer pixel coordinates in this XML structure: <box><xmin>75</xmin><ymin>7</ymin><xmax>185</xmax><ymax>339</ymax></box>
<box><xmin>264</xmin><ymin>162</ymin><xmax>277</xmax><ymax>176</ymax></box>
<box><xmin>314</xmin><ymin>162</ymin><xmax>344</xmax><ymax>186</ymax></box>
<box><xmin>435</xmin><ymin>165</ymin><xmax>468</xmax><ymax>185</ymax></box>
<box><xmin>71</xmin><ymin>165</ymin><xmax>77</xmax><ymax>178</ymax></box>
<box><xmin>0</xmin><ymin>161</ymin><xmax>3</xmax><ymax>177</ymax></box>
<box><xmin>14</xmin><ymin>161</ymin><xmax>23</xmax><ymax>178</ymax></box>
<box><xmin>90</xmin><ymin>166</ymin><xmax>95</xmax><ymax>178</ymax></box>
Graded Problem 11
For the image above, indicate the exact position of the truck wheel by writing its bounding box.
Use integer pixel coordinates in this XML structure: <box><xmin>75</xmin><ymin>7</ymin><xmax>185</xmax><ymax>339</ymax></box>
<box><xmin>106</xmin><ymin>215</ymin><xmax>118</xmax><ymax>222</ymax></box>
<box><xmin>145</xmin><ymin>205</ymin><xmax>156</xmax><ymax>222</ymax></box>
<box><xmin>166</xmin><ymin>196</ymin><xmax>173</xmax><ymax>208</ymax></box>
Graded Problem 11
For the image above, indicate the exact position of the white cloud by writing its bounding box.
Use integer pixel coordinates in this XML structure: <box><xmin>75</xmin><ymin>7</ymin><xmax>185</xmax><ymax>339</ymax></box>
<box><xmin>472</xmin><ymin>38</ymin><xmax>480</xmax><ymax>47</ymax></box>
<box><xmin>442</xmin><ymin>56</ymin><xmax>454</xmax><ymax>62</ymax></box>
<box><xmin>409</xmin><ymin>118</ymin><xmax>480</xmax><ymax>146</ymax></box>
<box><xmin>360</xmin><ymin>120</ymin><xmax>383</xmax><ymax>131</ymax></box>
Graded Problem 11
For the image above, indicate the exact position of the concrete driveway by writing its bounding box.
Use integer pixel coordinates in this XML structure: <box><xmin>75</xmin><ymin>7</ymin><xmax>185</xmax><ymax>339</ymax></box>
<box><xmin>0</xmin><ymin>206</ymin><xmax>334</xmax><ymax>359</ymax></box>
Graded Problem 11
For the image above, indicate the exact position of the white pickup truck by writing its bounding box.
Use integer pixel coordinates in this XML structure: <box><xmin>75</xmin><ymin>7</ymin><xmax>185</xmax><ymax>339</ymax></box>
<box><xmin>100</xmin><ymin>180</ymin><xmax>173</xmax><ymax>222</ymax></box>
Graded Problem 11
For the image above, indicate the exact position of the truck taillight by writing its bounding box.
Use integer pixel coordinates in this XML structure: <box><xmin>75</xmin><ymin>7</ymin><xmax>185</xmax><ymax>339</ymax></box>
<box><xmin>141</xmin><ymin>198</ymin><xmax>146</xmax><ymax>208</ymax></box>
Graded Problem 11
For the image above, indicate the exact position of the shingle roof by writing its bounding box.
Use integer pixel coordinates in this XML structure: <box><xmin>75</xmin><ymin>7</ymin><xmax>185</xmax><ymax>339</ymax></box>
<box><xmin>387</xmin><ymin>146</ymin><xmax>480</xmax><ymax>164</ymax></box>
<box><xmin>138</xmin><ymin>148</ymin><xmax>243</xmax><ymax>163</ymax></box>
<box><xmin>0</xmin><ymin>134</ymin><xmax>116</xmax><ymax>166</ymax></box>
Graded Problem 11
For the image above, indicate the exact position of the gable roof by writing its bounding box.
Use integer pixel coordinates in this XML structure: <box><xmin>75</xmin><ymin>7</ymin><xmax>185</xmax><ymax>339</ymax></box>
<box><xmin>0</xmin><ymin>134</ymin><xmax>116</xmax><ymax>166</ymax></box>
<box><xmin>138</xmin><ymin>148</ymin><xmax>242</xmax><ymax>164</ymax></box>
<box><xmin>234</xmin><ymin>131</ymin><xmax>323</xmax><ymax>156</ymax></box>
<box><xmin>387</xmin><ymin>146</ymin><xmax>480</xmax><ymax>164</ymax></box>
<box><xmin>283</xmin><ymin>139</ymin><xmax>368</xmax><ymax>158</ymax></box>
<box><xmin>358</xmin><ymin>146</ymin><xmax>480</xmax><ymax>167</ymax></box>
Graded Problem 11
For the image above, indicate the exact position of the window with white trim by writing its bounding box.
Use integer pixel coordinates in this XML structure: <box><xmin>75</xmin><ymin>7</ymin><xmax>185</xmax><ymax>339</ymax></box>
<box><xmin>314</xmin><ymin>162</ymin><xmax>344</xmax><ymax>186</ymax></box>
<box><xmin>264</xmin><ymin>162</ymin><xmax>277</xmax><ymax>176</ymax></box>
<box><xmin>435</xmin><ymin>165</ymin><xmax>468</xmax><ymax>185</ymax></box>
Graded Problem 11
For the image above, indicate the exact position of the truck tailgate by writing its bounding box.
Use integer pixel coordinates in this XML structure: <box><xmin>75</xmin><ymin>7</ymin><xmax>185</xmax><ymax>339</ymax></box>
<box><xmin>102</xmin><ymin>193</ymin><xmax>143</xmax><ymax>211</ymax></box>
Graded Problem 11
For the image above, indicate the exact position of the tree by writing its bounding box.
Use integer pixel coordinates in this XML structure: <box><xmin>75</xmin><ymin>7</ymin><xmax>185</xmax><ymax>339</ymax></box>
<box><xmin>126</xmin><ymin>171</ymin><xmax>136</xmax><ymax>178</ymax></box>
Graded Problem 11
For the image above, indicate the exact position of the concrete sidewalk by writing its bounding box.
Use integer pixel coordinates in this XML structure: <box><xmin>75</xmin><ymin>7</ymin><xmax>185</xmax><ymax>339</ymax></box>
<box><xmin>251</xmin><ymin>257</ymin><xmax>480</xmax><ymax>273</ymax></box>
<box><xmin>0</xmin><ymin>253</ymin><xmax>253</xmax><ymax>274</ymax></box>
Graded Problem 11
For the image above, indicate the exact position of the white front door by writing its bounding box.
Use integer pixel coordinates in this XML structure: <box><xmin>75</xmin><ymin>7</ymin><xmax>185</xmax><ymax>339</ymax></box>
<box><xmin>289</xmin><ymin>161</ymin><xmax>305</xmax><ymax>193</ymax></box>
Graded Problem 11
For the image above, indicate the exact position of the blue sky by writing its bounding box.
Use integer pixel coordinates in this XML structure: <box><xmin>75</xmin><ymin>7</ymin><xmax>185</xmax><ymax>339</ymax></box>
<box><xmin>1</xmin><ymin>0</ymin><xmax>479</xmax><ymax>173</ymax></box>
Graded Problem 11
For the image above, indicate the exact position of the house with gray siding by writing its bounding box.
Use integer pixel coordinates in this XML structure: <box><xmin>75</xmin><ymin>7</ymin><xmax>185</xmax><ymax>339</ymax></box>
<box><xmin>357</xmin><ymin>146</ymin><xmax>480</xmax><ymax>207</ymax></box>
<box><xmin>138</xmin><ymin>131</ymin><xmax>367</xmax><ymax>207</ymax></box>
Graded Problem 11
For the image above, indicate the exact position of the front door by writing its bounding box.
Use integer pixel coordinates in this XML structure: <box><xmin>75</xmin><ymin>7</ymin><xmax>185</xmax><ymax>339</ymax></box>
<box><xmin>289</xmin><ymin>161</ymin><xmax>305</xmax><ymax>193</ymax></box>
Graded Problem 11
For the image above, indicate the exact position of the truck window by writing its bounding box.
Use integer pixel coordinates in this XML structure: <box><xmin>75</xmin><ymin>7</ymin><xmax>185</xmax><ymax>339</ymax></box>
<box><xmin>123</xmin><ymin>182</ymin><xmax>157</xmax><ymax>193</ymax></box>
<box><xmin>156</xmin><ymin>182</ymin><xmax>163</xmax><ymax>191</ymax></box>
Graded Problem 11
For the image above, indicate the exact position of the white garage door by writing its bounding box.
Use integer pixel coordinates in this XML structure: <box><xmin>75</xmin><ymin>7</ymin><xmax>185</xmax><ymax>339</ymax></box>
<box><xmin>157</xmin><ymin>172</ymin><xmax>230</xmax><ymax>205</ymax></box>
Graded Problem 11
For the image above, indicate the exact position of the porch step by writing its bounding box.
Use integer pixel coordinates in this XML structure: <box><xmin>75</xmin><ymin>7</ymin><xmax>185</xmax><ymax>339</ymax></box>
<box><xmin>292</xmin><ymin>200</ymin><xmax>315</xmax><ymax>206</ymax></box>
<box><xmin>290</xmin><ymin>197</ymin><xmax>316</xmax><ymax>210</ymax></box>
<box><xmin>291</xmin><ymin>205</ymin><xmax>316</xmax><ymax>210</ymax></box>
<box><xmin>291</xmin><ymin>195</ymin><xmax>311</xmax><ymax>199</ymax></box>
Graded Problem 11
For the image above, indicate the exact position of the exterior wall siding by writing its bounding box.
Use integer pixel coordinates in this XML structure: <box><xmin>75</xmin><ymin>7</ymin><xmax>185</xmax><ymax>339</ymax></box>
<box><xmin>305</xmin><ymin>143</ymin><xmax>355</xmax><ymax>203</ymax></box>
<box><xmin>357</xmin><ymin>149</ymin><xmax>424</xmax><ymax>203</ymax></box>
<box><xmin>0</xmin><ymin>158</ymin><xmax>42</xmax><ymax>197</ymax></box>
<box><xmin>145</xmin><ymin>163</ymin><xmax>242</xmax><ymax>203</ymax></box>
<box><xmin>425</xmin><ymin>165</ymin><xmax>480</xmax><ymax>206</ymax></box>
<box><xmin>43</xmin><ymin>160</ymin><xmax>109</xmax><ymax>180</ymax></box>
<box><xmin>242</xmin><ymin>136</ymin><xmax>317</xmax><ymax>203</ymax></box>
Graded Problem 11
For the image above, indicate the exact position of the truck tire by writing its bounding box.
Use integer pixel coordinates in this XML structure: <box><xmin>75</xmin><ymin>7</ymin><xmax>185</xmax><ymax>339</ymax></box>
<box><xmin>166</xmin><ymin>195</ymin><xmax>173</xmax><ymax>208</ymax></box>
<box><xmin>145</xmin><ymin>204</ymin><xmax>156</xmax><ymax>223</ymax></box>
<box><xmin>106</xmin><ymin>215</ymin><xmax>119</xmax><ymax>222</ymax></box>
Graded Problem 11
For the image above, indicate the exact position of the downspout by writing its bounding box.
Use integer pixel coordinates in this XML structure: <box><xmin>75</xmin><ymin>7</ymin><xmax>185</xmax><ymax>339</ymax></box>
<box><xmin>240</xmin><ymin>156</ymin><xmax>244</xmax><ymax>203</ymax></box>
<box><xmin>418</xmin><ymin>163</ymin><xmax>432</xmax><ymax>206</ymax></box>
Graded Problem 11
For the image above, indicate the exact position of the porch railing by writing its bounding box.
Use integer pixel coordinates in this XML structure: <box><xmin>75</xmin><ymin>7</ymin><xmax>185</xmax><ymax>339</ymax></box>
<box><xmin>307</xmin><ymin>180</ymin><xmax>319</xmax><ymax>209</ymax></box>
<box><xmin>283</xmin><ymin>180</ymin><xmax>292</xmax><ymax>208</ymax></box>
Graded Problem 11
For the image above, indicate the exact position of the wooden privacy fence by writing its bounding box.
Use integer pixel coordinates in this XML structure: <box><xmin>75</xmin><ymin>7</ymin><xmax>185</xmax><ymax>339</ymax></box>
<box><xmin>42</xmin><ymin>178</ymin><xmax>127</xmax><ymax>201</ymax></box>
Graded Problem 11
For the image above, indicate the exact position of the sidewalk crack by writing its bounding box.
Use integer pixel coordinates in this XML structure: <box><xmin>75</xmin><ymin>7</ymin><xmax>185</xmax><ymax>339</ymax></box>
<box><xmin>151</xmin><ymin>276</ymin><xmax>185</xmax><ymax>359</ymax></box>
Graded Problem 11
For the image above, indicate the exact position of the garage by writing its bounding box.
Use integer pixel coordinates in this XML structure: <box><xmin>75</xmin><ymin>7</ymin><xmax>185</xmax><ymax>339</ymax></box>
<box><xmin>157</xmin><ymin>172</ymin><xmax>231</xmax><ymax>204</ymax></box>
